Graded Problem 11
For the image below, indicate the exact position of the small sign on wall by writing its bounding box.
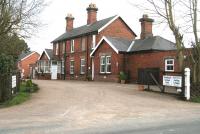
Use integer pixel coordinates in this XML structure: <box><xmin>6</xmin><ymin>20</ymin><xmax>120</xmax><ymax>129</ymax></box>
<box><xmin>12</xmin><ymin>75</ymin><xmax>16</xmax><ymax>88</ymax></box>
<box><xmin>163</xmin><ymin>75</ymin><xmax>182</xmax><ymax>87</ymax></box>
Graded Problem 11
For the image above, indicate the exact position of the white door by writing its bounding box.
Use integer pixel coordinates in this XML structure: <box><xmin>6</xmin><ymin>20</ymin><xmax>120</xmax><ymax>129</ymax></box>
<box><xmin>51</xmin><ymin>65</ymin><xmax>57</xmax><ymax>80</ymax></box>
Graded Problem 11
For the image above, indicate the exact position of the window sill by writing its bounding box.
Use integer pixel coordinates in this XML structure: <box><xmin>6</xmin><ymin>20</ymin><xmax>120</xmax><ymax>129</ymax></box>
<box><xmin>165</xmin><ymin>70</ymin><xmax>174</xmax><ymax>72</ymax></box>
<box><xmin>99</xmin><ymin>72</ymin><xmax>112</xmax><ymax>75</ymax></box>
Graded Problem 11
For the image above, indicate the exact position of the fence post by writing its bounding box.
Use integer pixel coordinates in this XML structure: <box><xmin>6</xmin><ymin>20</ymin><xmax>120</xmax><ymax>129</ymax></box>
<box><xmin>184</xmin><ymin>68</ymin><xmax>190</xmax><ymax>100</ymax></box>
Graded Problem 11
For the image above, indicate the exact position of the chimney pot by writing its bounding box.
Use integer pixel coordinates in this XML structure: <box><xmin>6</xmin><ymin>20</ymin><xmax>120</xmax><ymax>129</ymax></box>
<box><xmin>87</xmin><ymin>3</ymin><xmax>98</xmax><ymax>24</ymax></box>
<box><xmin>139</xmin><ymin>14</ymin><xmax>154</xmax><ymax>39</ymax></box>
<box><xmin>65</xmin><ymin>13</ymin><xmax>74</xmax><ymax>32</ymax></box>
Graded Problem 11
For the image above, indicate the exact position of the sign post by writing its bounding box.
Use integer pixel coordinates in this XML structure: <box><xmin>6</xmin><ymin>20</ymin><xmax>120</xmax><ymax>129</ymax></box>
<box><xmin>184</xmin><ymin>68</ymin><xmax>190</xmax><ymax>100</ymax></box>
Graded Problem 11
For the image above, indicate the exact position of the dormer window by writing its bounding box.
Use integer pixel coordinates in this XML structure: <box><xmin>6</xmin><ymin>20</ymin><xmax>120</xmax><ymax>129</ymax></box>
<box><xmin>92</xmin><ymin>35</ymin><xmax>96</xmax><ymax>49</ymax></box>
<box><xmin>70</xmin><ymin>40</ymin><xmax>74</xmax><ymax>53</ymax></box>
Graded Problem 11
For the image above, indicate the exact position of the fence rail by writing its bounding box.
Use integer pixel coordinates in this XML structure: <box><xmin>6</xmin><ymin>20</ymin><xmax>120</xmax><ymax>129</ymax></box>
<box><xmin>0</xmin><ymin>71</ymin><xmax>20</xmax><ymax>102</ymax></box>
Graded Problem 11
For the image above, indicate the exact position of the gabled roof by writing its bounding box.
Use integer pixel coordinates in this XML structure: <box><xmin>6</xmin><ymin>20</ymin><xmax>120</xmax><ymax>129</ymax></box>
<box><xmin>52</xmin><ymin>15</ymin><xmax>136</xmax><ymax>43</ymax></box>
<box><xmin>45</xmin><ymin>49</ymin><xmax>53</xmax><ymax>59</ymax></box>
<box><xmin>91</xmin><ymin>36</ymin><xmax>176</xmax><ymax>56</ymax></box>
<box><xmin>18</xmin><ymin>51</ymin><xmax>36</xmax><ymax>61</ymax></box>
<box><xmin>38</xmin><ymin>49</ymin><xmax>53</xmax><ymax>60</ymax></box>
<box><xmin>90</xmin><ymin>36</ymin><xmax>132</xmax><ymax>56</ymax></box>
<box><xmin>128</xmin><ymin>36</ymin><xmax>176</xmax><ymax>52</ymax></box>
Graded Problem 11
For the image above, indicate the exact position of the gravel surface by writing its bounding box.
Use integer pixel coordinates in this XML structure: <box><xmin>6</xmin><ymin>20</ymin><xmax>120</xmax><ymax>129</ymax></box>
<box><xmin>0</xmin><ymin>80</ymin><xmax>199</xmax><ymax>134</ymax></box>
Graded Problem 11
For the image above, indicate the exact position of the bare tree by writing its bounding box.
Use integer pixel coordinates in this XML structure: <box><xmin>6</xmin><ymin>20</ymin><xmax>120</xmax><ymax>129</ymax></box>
<box><xmin>0</xmin><ymin>0</ymin><xmax>45</xmax><ymax>38</ymax></box>
<box><xmin>188</xmin><ymin>0</ymin><xmax>200</xmax><ymax>83</ymax></box>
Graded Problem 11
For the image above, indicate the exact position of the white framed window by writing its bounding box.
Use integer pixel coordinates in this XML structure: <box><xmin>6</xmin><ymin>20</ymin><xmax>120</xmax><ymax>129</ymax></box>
<box><xmin>100</xmin><ymin>56</ymin><xmax>112</xmax><ymax>73</ymax></box>
<box><xmin>106</xmin><ymin>56</ymin><xmax>111</xmax><ymax>73</ymax></box>
<box><xmin>70</xmin><ymin>60</ymin><xmax>74</xmax><ymax>74</ymax></box>
<box><xmin>38</xmin><ymin>60</ymin><xmax>50</xmax><ymax>73</ymax></box>
<box><xmin>100</xmin><ymin>56</ymin><xmax>106</xmax><ymax>73</ymax></box>
<box><xmin>92</xmin><ymin>35</ymin><xmax>96</xmax><ymax>49</ymax></box>
<box><xmin>70</xmin><ymin>40</ymin><xmax>74</xmax><ymax>53</ymax></box>
<box><xmin>165</xmin><ymin>59</ymin><xmax>174</xmax><ymax>72</ymax></box>
<box><xmin>55</xmin><ymin>43</ymin><xmax>59</xmax><ymax>55</ymax></box>
<box><xmin>80</xmin><ymin>58</ymin><xmax>85</xmax><ymax>74</ymax></box>
<box><xmin>81</xmin><ymin>37</ymin><xmax>86</xmax><ymax>51</ymax></box>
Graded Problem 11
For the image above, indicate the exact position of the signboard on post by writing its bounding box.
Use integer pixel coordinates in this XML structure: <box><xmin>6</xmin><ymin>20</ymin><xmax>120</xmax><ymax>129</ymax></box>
<box><xmin>163</xmin><ymin>75</ymin><xmax>182</xmax><ymax>87</ymax></box>
<box><xmin>12</xmin><ymin>75</ymin><xmax>16</xmax><ymax>88</ymax></box>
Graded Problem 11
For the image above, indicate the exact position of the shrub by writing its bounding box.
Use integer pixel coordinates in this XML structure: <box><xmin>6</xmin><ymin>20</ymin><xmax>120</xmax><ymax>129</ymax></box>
<box><xmin>26</xmin><ymin>79</ymin><xmax>33</xmax><ymax>87</ymax></box>
<box><xmin>119</xmin><ymin>71</ymin><xmax>128</xmax><ymax>80</ymax></box>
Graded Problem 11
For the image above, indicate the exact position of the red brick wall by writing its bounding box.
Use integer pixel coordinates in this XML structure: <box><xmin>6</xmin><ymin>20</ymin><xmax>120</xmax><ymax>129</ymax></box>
<box><xmin>97</xmin><ymin>18</ymin><xmax>136</xmax><ymax>43</ymax></box>
<box><xmin>19</xmin><ymin>52</ymin><xmax>40</xmax><ymax>79</ymax></box>
<box><xmin>65</xmin><ymin>38</ymin><xmax>87</xmax><ymax>80</ymax></box>
<box><xmin>126</xmin><ymin>50</ymin><xmax>179</xmax><ymax>83</ymax></box>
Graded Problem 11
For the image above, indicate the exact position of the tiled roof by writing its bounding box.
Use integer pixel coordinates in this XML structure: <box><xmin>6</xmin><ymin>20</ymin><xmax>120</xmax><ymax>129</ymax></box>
<box><xmin>129</xmin><ymin>36</ymin><xmax>176</xmax><ymax>52</ymax></box>
<box><xmin>52</xmin><ymin>15</ymin><xmax>137</xmax><ymax>43</ymax></box>
<box><xmin>45</xmin><ymin>49</ymin><xmax>53</xmax><ymax>59</ymax></box>
<box><xmin>18</xmin><ymin>51</ymin><xmax>34</xmax><ymax>61</ymax></box>
<box><xmin>91</xmin><ymin>36</ymin><xmax>176</xmax><ymax>56</ymax></box>
<box><xmin>105</xmin><ymin>36</ymin><xmax>132</xmax><ymax>52</ymax></box>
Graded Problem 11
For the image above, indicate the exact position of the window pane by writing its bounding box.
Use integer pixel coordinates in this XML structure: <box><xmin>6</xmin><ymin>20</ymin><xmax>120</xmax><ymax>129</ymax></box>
<box><xmin>167</xmin><ymin>60</ymin><xmax>173</xmax><ymax>64</ymax></box>
<box><xmin>106</xmin><ymin>56</ymin><xmax>111</xmax><ymax>73</ymax></box>
<box><xmin>106</xmin><ymin>56</ymin><xmax>111</xmax><ymax>64</ymax></box>
<box><xmin>101</xmin><ymin>56</ymin><xmax>106</xmax><ymax>64</ymax></box>
<box><xmin>107</xmin><ymin>64</ymin><xmax>111</xmax><ymax>72</ymax></box>
<box><xmin>101</xmin><ymin>65</ymin><xmax>105</xmax><ymax>72</ymax></box>
<box><xmin>70</xmin><ymin>60</ymin><xmax>74</xmax><ymax>74</ymax></box>
<box><xmin>80</xmin><ymin>59</ymin><xmax>85</xmax><ymax>74</ymax></box>
<box><xmin>71</xmin><ymin>40</ymin><xmax>74</xmax><ymax>52</ymax></box>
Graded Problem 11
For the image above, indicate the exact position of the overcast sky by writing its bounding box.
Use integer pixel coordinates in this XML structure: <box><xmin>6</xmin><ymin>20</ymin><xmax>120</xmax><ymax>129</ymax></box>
<box><xmin>26</xmin><ymin>0</ymin><xmax>176</xmax><ymax>54</ymax></box>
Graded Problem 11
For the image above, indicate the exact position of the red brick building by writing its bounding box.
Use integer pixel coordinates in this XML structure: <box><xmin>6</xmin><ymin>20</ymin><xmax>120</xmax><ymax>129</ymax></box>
<box><xmin>51</xmin><ymin>3</ymin><xmax>136</xmax><ymax>80</ymax></box>
<box><xmin>91</xmin><ymin>14</ymin><xmax>178</xmax><ymax>83</ymax></box>
<box><xmin>50</xmin><ymin>3</ymin><xmax>180</xmax><ymax>84</ymax></box>
<box><xmin>18</xmin><ymin>51</ymin><xmax>40</xmax><ymax>79</ymax></box>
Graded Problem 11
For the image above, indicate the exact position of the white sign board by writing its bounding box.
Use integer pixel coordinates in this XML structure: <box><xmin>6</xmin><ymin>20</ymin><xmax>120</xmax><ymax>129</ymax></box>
<box><xmin>12</xmin><ymin>75</ymin><xmax>16</xmax><ymax>88</ymax></box>
<box><xmin>163</xmin><ymin>75</ymin><xmax>182</xmax><ymax>87</ymax></box>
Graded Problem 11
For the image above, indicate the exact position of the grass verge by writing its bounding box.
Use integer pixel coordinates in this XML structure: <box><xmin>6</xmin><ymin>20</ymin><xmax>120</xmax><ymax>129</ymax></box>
<box><xmin>1</xmin><ymin>81</ymin><xmax>39</xmax><ymax>107</ymax></box>
<box><xmin>191</xmin><ymin>97</ymin><xmax>200</xmax><ymax>103</ymax></box>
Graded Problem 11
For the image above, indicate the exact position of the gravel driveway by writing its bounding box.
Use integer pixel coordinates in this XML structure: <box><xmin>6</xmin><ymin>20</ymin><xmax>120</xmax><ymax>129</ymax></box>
<box><xmin>0</xmin><ymin>80</ymin><xmax>200</xmax><ymax>134</ymax></box>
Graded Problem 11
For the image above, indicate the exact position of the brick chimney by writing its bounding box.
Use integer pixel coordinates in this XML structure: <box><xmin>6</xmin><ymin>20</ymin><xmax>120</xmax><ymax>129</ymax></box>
<box><xmin>86</xmin><ymin>3</ymin><xmax>98</xmax><ymax>24</ymax></box>
<box><xmin>139</xmin><ymin>14</ymin><xmax>154</xmax><ymax>39</ymax></box>
<box><xmin>65</xmin><ymin>13</ymin><xmax>74</xmax><ymax>32</ymax></box>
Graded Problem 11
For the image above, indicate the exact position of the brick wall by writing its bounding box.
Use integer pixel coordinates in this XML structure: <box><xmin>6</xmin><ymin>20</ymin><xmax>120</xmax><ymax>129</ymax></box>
<box><xmin>19</xmin><ymin>52</ymin><xmax>40</xmax><ymax>79</ymax></box>
<box><xmin>126</xmin><ymin>50</ymin><xmax>179</xmax><ymax>83</ymax></box>
<box><xmin>97</xmin><ymin>18</ymin><xmax>136</xmax><ymax>43</ymax></box>
<box><xmin>65</xmin><ymin>37</ymin><xmax>88</xmax><ymax>80</ymax></box>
